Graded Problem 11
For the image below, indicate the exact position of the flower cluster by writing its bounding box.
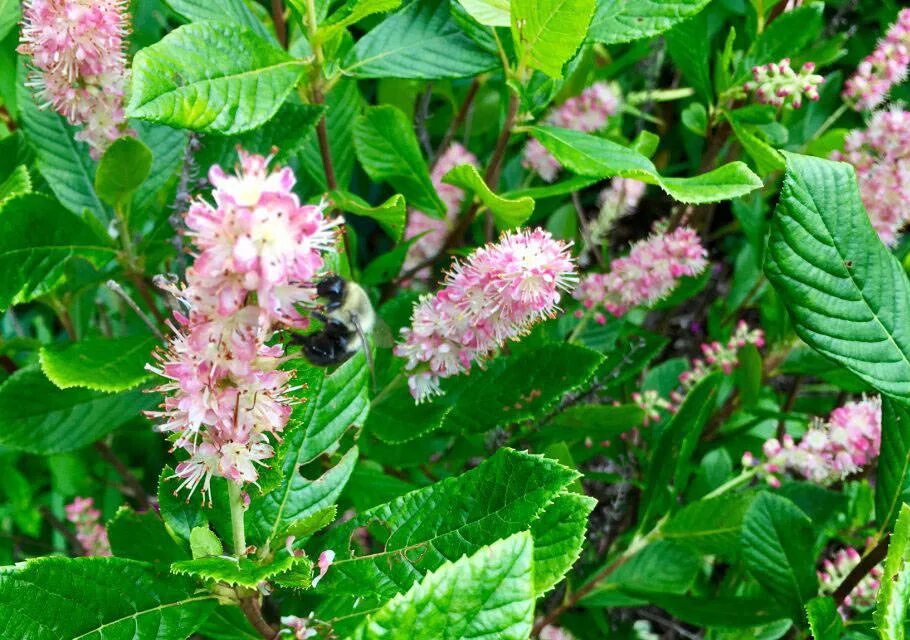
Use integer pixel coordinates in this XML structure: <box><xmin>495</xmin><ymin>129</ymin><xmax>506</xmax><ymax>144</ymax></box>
<box><xmin>280</xmin><ymin>615</ymin><xmax>317</xmax><ymax>639</ymax></box>
<box><xmin>65</xmin><ymin>497</ymin><xmax>110</xmax><ymax>557</ymax></box>
<box><xmin>147</xmin><ymin>151</ymin><xmax>339</xmax><ymax>501</ymax></box>
<box><xmin>832</xmin><ymin>109</ymin><xmax>910</xmax><ymax>245</ymax></box>
<box><xmin>743</xmin><ymin>58</ymin><xmax>823</xmax><ymax>109</ymax></box>
<box><xmin>401</xmin><ymin>143</ymin><xmax>479</xmax><ymax>282</ymax></box>
<box><xmin>395</xmin><ymin>229</ymin><xmax>577</xmax><ymax>402</ymax></box>
<box><xmin>742</xmin><ymin>396</ymin><xmax>882</xmax><ymax>487</ymax></box>
<box><xmin>632</xmin><ymin>389</ymin><xmax>672</xmax><ymax>425</ymax></box>
<box><xmin>523</xmin><ymin>83</ymin><xmax>620</xmax><ymax>182</ymax></box>
<box><xmin>588</xmin><ymin>178</ymin><xmax>647</xmax><ymax>247</ymax></box>
<box><xmin>573</xmin><ymin>224</ymin><xmax>708</xmax><ymax>323</ymax></box>
<box><xmin>818</xmin><ymin>547</ymin><xmax>883</xmax><ymax>617</ymax></box>
<box><xmin>843</xmin><ymin>8</ymin><xmax>910</xmax><ymax>111</ymax></box>
<box><xmin>19</xmin><ymin>0</ymin><xmax>131</xmax><ymax>157</ymax></box>
<box><xmin>675</xmin><ymin>321</ymin><xmax>765</xmax><ymax>398</ymax></box>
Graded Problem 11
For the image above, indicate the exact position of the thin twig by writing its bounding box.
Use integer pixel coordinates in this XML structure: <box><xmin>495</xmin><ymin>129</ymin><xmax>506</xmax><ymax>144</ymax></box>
<box><xmin>38</xmin><ymin>505</ymin><xmax>84</xmax><ymax>554</ymax></box>
<box><xmin>434</xmin><ymin>79</ymin><xmax>481</xmax><ymax>161</ymax></box>
<box><xmin>93</xmin><ymin>441</ymin><xmax>152</xmax><ymax>511</ymax></box>
<box><xmin>106</xmin><ymin>280</ymin><xmax>165</xmax><ymax>340</ymax></box>
<box><xmin>315</xmin><ymin>107</ymin><xmax>337</xmax><ymax>190</ymax></box>
<box><xmin>129</xmin><ymin>274</ymin><xmax>168</xmax><ymax>327</ymax></box>
<box><xmin>271</xmin><ymin>0</ymin><xmax>287</xmax><ymax>48</ymax></box>
<box><xmin>415</xmin><ymin>84</ymin><xmax>435</xmax><ymax>160</ymax></box>
<box><xmin>833</xmin><ymin>535</ymin><xmax>889</xmax><ymax>605</ymax></box>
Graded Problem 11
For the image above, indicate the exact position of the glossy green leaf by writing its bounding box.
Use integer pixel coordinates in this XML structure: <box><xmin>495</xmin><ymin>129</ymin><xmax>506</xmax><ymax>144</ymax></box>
<box><xmin>330</xmin><ymin>190</ymin><xmax>406</xmax><ymax>241</ymax></box>
<box><xmin>352</xmin><ymin>533</ymin><xmax>534</xmax><ymax>640</ymax></box>
<box><xmin>164</xmin><ymin>0</ymin><xmax>274</xmax><ymax>41</ymax></box>
<box><xmin>765</xmin><ymin>152</ymin><xmax>910</xmax><ymax>399</ymax></box>
<box><xmin>511</xmin><ymin>0</ymin><xmax>596</xmax><ymax>78</ymax></box>
<box><xmin>0</xmin><ymin>165</ymin><xmax>31</xmax><ymax>203</ymax></box>
<box><xmin>587</xmin><ymin>0</ymin><xmax>711</xmax><ymax>45</ymax></box>
<box><xmin>531</xmin><ymin>492</ymin><xmax>596</xmax><ymax>595</ymax></box>
<box><xmin>662</xmin><ymin>492</ymin><xmax>756</xmax><ymax>558</ymax></box>
<box><xmin>530</xmin><ymin>126</ymin><xmax>762</xmax><ymax>204</ymax></box>
<box><xmin>345</xmin><ymin>0</ymin><xmax>498</xmax><ymax>79</ymax></box>
<box><xmin>299</xmin><ymin>78</ymin><xmax>362</xmax><ymax>190</ymax></box>
<box><xmin>0</xmin><ymin>366</ymin><xmax>153</xmax><ymax>454</ymax></box>
<box><xmin>0</xmin><ymin>556</ymin><xmax>215</xmax><ymax>639</ymax></box>
<box><xmin>319</xmin><ymin>0</ymin><xmax>403</xmax><ymax>41</ymax></box>
<box><xmin>442</xmin><ymin>163</ymin><xmax>534</xmax><ymax>229</ymax></box>
<box><xmin>877</xmin><ymin>398</ymin><xmax>910</xmax><ymax>531</ymax></box>
<box><xmin>245</xmin><ymin>357</ymin><xmax>368</xmax><ymax>546</ymax></box>
<box><xmin>108</xmin><ymin>507</ymin><xmax>188</xmax><ymax>565</ymax></box>
<box><xmin>39</xmin><ymin>334</ymin><xmax>157</xmax><ymax>393</ymax></box>
<box><xmin>171</xmin><ymin>554</ymin><xmax>310</xmax><ymax>588</ymax></box>
<box><xmin>874</xmin><ymin>504</ymin><xmax>910</xmax><ymax>640</ymax></box>
<box><xmin>354</xmin><ymin>106</ymin><xmax>444</xmax><ymax>215</ymax></box>
<box><xmin>189</xmin><ymin>526</ymin><xmax>223</xmax><ymax>559</ymax></box>
<box><xmin>0</xmin><ymin>194</ymin><xmax>116</xmax><ymax>310</ymax></box>
<box><xmin>158</xmin><ymin>465</ymin><xmax>209</xmax><ymax>542</ymax></box>
<box><xmin>128</xmin><ymin>23</ymin><xmax>305</xmax><ymax>134</ymax></box>
<box><xmin>741</xmin><ymin>493</ymin><xmax>817</xmax><ymax>614</ymax></box>
<box><xmin>806</xmin><ymin>597</ymin><xmax>844</xmax><ymax>640</ymax></box>
<box><xmin>318</xmin><ymin>448</ymin><xmax>577</xmax><ymax>601</ymax></box>
<box><xmin>94</xmin><ymin>137</ymin><xmax>154</xmax><ymax>206</ymax></box>
<box><xmin>130</xmin><ymin>122</ymin><xmax>188</xmax><ymax>222</ymax></box>
<box><xmin>457</xmin><ymin>0</ymin><xmax>509</xmax><ymax>26</ymax></box>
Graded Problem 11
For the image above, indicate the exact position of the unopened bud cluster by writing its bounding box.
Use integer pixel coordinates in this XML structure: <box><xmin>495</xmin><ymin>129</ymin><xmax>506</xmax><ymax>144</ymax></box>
<box><xmin>743</xmin><ymin>58</ymin><xmax>823</xmax><ymax>109</ymax></box>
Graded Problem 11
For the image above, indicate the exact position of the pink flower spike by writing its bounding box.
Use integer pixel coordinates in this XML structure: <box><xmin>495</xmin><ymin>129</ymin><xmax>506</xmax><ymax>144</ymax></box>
<box><xmin>65</xmin><ymin>496</ymin><xmax>111</xmax><ymax>557</ymax></box>
<box><xmin>843</xmin><ymin>8</ymin><xmax>910</xmax><ymax>111</ymax></box>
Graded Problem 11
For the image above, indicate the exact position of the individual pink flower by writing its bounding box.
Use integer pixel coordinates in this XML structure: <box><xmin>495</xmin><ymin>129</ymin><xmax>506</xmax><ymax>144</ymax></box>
<box><xmin>743</xmin><ymin>396</ymin><xmax>882</xmax><ymax>487</ymax></box>
<box><xmin>395</xmin><ymin>229</ymin><xmax>577</xmax><ymax>402</ymax></box>
<box><xmin>65</xmin><ymin>496</ymin><xmax>111</xmax><ymax>557</ymax></box>
<box><xmin>832</xmin><ymin>109</ymin><xmax>910</xmax><ymax>245</ymax></box>
<box><xmin>280</xmin><ymin>614</ymin><xmax>317</xmax><ymax>639</ymax></box>
<box><xmin>573</xmin><ymin>223</ymin><xmax>707</xmax><ymax>320</ymax></box>
<box><xmin>311</xmin><ymin>549</ymin><xmax>335</xmax><ymax>588</ymax></box>
<box><xmin>632</xmin><ymin>389</ymin><xmax>672</xmax><ymax>425</ymax></box>
<box><xmin>818</xmin><ymin>547</ymin><xmax>882</xmax><ymax>618</ymax></box>
<box><xmin>147</xmin><ymin>151</ymin><xmax>339</xmax><ymax>501</ymax></box>
<box><xmin>743</xmin><ymin>58</ymin><xmax>823</xmax><ymax>109</ymax></box>
<box><xmin>539</xmin><ymin>625</ymin><xmax>575</xmax><ymax>640</ymax></box>
<box><xmin>401</xmin><ymin>143</ymin><xmax>479</xmax><ymax>282</ymax></box>
<box><xmin>19</xmin><ymin>0</ymin><xmax>131</xmax><ymax>157</ymax></box>
<box><xmin>523</xmin><ymin>82</ymin><xmax>620</xmax><ymax>182</ymax></box>
<box><xmin>843</xmin><ymin>8</ymin><xmax>910</xmax><ymax>111</ymax></box>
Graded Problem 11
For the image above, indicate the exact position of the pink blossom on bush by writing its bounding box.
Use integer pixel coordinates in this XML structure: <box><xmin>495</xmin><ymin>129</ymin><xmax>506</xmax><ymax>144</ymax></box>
<box><xmin>65</xmin><ymin>496</ymin><xmax>110</xmax><ymax>557</ymax></box>
<box><xmin>742</xmin><ymin>396</ymin><xmax>882</xmax><ymax>487</ymax></box>
<box><xmin>147</xmin><ymin>151</ymin><xmax>339</xmax><ymax>500</ymax></box>
<box><xmin>395</xmin><ymin>229</ymin><xmax>577</xmax><ymax>402</ymax></box>
<box><xmin>280</xmin><ymin>614</ymin><xmax>317</xmax><ymax>639</ymax></box>
<box><xmin>522</xmin><ymin>82</ymin><xmax>620</xmax><ymax>182</ymax></box>
<box><xmin>675</xmin><ymin>321</ymin><xmax>765</xmax><ymax>399</ymax></box>
<box><xmin>743</xmin><ymin>58</ymin><xmax>823</xmax><ymax>109</ymax></box>
<box><xmin>832</xmin><ymin>109</ymin><xmax>910</xmax><ymax>245</ymax></box>
<box><xmin>573</xmin><ymin>224</ymin><xmax>708</xmax><ymax>320</ymax></box>
<box><xmin>843</xmin><ymin>8</ymin><xmax>910</xmax><ymax>111</ymax></box>
<box><xmin>401</xmin><ymin>143</ymin><xmax>479</xmax><ymax>281</ymax></box>
<box><xmin>19</xmin><ymin>0</ymin><xmax>131</xmax><ymax>157</ymax></box>
<box><xmin>818</xmin><ymin>547</ymin><xmax>882</xmax><ymax>617</ymax></box>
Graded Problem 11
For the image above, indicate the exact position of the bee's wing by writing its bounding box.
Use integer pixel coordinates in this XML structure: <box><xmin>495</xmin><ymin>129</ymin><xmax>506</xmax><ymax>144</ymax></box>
<box><xmin>350</xmin><ymin>315</ymin><xmax>377</xmax><ymax>389</ymax></box>
<box><xmin>372</xmin><ymin>318</ymin><xmax>396</xmax><ymax>349</ymax></box>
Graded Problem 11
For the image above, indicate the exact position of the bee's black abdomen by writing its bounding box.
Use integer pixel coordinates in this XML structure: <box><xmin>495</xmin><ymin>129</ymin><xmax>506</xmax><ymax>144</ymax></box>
<box><xmin>302</xmin><ymin>331</ymin><xmax>353</xmax><ymax>366</ymax></box>
<box><xmin>316</xmin><ymin>275</ymin><xmax>346</xmax><ymax>310</ymax></box>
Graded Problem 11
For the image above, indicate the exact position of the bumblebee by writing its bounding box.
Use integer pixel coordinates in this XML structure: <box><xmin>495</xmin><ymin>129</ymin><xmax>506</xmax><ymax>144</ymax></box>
<box><xmin>299</xmin><ymin>275</ymin><xmax>377</xmax><ymax>369</ymax></box>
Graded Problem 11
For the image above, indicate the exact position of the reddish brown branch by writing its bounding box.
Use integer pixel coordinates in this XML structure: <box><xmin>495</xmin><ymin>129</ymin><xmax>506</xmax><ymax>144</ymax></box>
<box><xmin>434</xmin><ymin>79</ymin><xmax>481</xmax><ymax>162</ymax></box>
<box><xmin>833</xmin><ymin>536</ymin><xmax>889</xmax><ymax>606</ymax></box>
<box><xmin>240</xmin><ymin>595</ymin><xmax>279</xmax><ymax>639</ymax></box>
<box><xmin>271</xmin><ymin>0</ymin><xmax>287</xmax><ymax>48</ymax></box>
<box><xmin>39</xmin><ymin>505</ymin><xmax>84</xmax><ymax>555</ymax></box>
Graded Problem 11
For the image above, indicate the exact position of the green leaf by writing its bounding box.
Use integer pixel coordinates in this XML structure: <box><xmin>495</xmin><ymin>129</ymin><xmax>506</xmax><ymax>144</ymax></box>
<box><xmin>128</xmin><ymin>22</ymin><xmax>305</xmax><ymax>134</ymax></box>
<box><xmin>877</xmin><ymin>398</ymin><xmax>910</xmax><ymax>532</ymax></box>
<box><xmin>164</xmin><ymin>0</ymin><xmax>275</xmax><ymax>41</ymax></box>
<box><xmin>94</xmin><ymin>137</ymin><xmax>154</xmax><ymax>206</ymax></box>
<box><xmin>280</xmin><ymin>505</ymin><xmax>338</xmax><ymax>540</ymax></box>
<box><xmin>0</xmin><ymin>556</ymin><xmax>215</xmax><ymax>639</ymax></box>
<box><xmin>318</xmin><ymin>448</ymin><xmax>577</xmax><ymax>601</ymax></box>
<box><xmin>587</xmin><ymin>0</ymin><xmax>711</xmax><ymax>45</ymax></box>
<box><xmin>158</xmin><ymin>465</ymin><xmax>209</xmax><ymax>542</ymax></box>
<box><xmin>531</xmin><ymin>492</ymin><xmax>596</xmax><ymax>595</ymax></box>
<box><xmin>0</xmin><ymin>366</ymin><xmax>153</xmax><ymax>454</ymax></box>
<box><xmin>456</xmin><ymin>0</ymin><xmax>510</xmax><ymax>26</ymax></box>
<box><xmin>345</xmin><ymin>0</ymin><xmax>498</xmax><ymax>79</ymax></box>
<box><xmin>806</xmin><ymin>597</ymin><xmax>844</xmax><ymax>640</ymax></box>
<box><xmin>504</xmin><ymin>175</ymin><xmax>600</xmax><ymax>200</ymax></box>
<box><xmin>190</xmin><ymin>526</ymin><xmax>224</xmax><ymax>559</ymax></box>
<box><xmin>665</xmin><ymin>12</ymin><xmax>712</xmax><ymax>102</ymax></box>
<box><xmin>530</xmin><ymin>126</ymin><xmax>762</xmax><ymax>204</ymax></box>
<box><xmin>640</xmin><ymin>593</ymin><xmax>787</xmax><ymax>628</ymax></box>
<box><xmin>442</xmin><ymin>164</ymin><xmax>535</xmax><ymax>229</ymax></box>
<box><xmin>874</xmin><ymin>504</ymin><xmax>910</xmax><ymax>640</ymax></box>
<box><xmin>197</xmin><ymin>606</ymin><xmax>262</xmax><ymax>640</ymax></box>
<box><xmin>329</xmin><ymin>190</ymin><xmax>406</xmax><ymax>241</ymax></box>
<box><xmin>39</xmin><ymin>334</ymin><xmax>157</xmax><ymax>393</ymax></box>
<box><xmin>354</xmin><ymin>106</ymin><xmax>444</xmax><ymax>215</ymax></box>
<box><xmin>582</xmin><ymin>541</ymin><xmax>701</xmax><ymax>606</ymax></box>
<box><xmin>641</xmin><ymin>372</ymin><xmax>721</xmax><ymax>525</ymax></box>
<box><xmin>0</xmin><ymin>165</ymin><xmax>32</xmax><ymax>203</ymax></box>
<box><xmin>18</xmin><ymin>82</ymin><xmax>108</xmax><ymax>223</ymax></box>
<box><xmin>108</xmin><ymin>506</ymin><xmax>189</xmax><ymax>565</ymax></box>
<box><xmin>299</xmin><ymin>78</ymin><xmax>362</xmax><ymax>190</ymax></box>
<box><xmin>662</xmin><ymin>492</ymin><xmax>756</xmax><ymax>558</ymax></box>
<box><xmin>511</xmin><ymin>0</ymin><xmax>596</xmax><ymax>78</ymax></box>
<box><xmin>764</xmin><ymin>152</ymin><xmax>910</xmax><ymax>399</ymax></box>
<box><xmin>246</xmin><ymin>356</ymin><xmax>369</xmax><ymax>546</ymax></box>
<box><xmin>131</xmin><ymin>122</ymin><xmax>189</xmax><ymax>223</ymax></box>
<box><xmin>0</xmin><ymin>194</ymin><xmax>116</xmax><ymax>310</ymax></box>
<box><xmin>535</xmin><ymin>403</ymin><xmax>644</xmax><ymax>446</ymax></box>
<box><xmin>729</xmin><ymin>117</ymin><xmax>785</xmax><ymax>176</ymax></box>
<box><xmin>319</xmin><ymin>0</ymin><xmax>403</xmax><ymax>41</ymax></box>
<box><xmin>352</xmin><ymin>533</ymin><xmax>534</xmax><ymax>640</ymax></box>
<box><xmin>172</xmin><ymin>554</ymin><xmax>310</xmax><ymax>588</ymax></box>
<box><xmin>741</xmin><ymin>493</ymin><xmax>817</xmax><ymax>614</ymax></box>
